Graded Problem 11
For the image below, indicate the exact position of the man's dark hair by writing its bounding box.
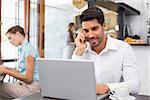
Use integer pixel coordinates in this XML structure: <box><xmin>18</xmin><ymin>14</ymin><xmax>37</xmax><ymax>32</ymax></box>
<box><xmin>80</xmin><ymin>7</ymin><xmax>105</xmax><ymax>25</ymax></box>
<box><xmin>6</xmin><ymin>25</ymin><xmax>25</xmax><ymax>37</ymax></box>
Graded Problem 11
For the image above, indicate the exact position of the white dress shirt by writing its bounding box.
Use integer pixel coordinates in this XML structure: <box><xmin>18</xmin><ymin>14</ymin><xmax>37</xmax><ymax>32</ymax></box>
<box><xmin>72</xmin><ymin>36</ymin><xmax>140</xmax><ymax>94</ymax></box>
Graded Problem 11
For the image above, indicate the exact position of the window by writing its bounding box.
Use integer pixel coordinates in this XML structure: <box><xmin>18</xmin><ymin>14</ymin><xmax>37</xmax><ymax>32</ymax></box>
<box><xmin>1</xmin><ymin>0</ymin><xmax>24</xmax><ymax>82</ymax></box>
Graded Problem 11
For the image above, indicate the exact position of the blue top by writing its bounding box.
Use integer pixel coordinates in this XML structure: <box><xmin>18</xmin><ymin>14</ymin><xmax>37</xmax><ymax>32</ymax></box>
<box><xmin>18</xmin><ymin>39</ymin><xmax>39</xmax><ymax>81</ymax></box>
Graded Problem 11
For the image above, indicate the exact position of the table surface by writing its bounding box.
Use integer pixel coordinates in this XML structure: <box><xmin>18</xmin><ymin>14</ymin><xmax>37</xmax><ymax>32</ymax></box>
<box><xmin>14</xmin><ymin>93</ymin><xmax>150</xmax><ymax>100</ymax></box>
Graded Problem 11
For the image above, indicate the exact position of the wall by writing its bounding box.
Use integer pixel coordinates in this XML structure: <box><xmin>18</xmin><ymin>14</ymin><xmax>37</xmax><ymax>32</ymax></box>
<box><xmin>132</xmin><ymin>46</ymin><xmax>150</xmax><ymax>95</ymax></box>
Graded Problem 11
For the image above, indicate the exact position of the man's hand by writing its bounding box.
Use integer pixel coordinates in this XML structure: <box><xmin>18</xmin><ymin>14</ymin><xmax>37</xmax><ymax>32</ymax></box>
<box><xmin>75</xmin><ymin>31</ymin><xmax>87</xmax><ymax>56</ymax></box>
<box><xmin>96</xmin><ymin>84</ymin><xmax>110</xmax><ymax>94</ymax></box>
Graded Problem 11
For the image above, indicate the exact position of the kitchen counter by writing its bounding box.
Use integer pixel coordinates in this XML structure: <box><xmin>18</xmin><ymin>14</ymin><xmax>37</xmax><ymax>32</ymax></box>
<box><xmin>130</xmin><ymin>44</ymin><xmax>150</xmax><ymax>46</ymax></box>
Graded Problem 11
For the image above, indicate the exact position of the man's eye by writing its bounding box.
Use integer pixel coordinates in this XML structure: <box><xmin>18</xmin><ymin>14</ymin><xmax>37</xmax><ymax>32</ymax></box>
<box><xmin>84</xmin><ymin>29</ymin><xmax>89</xmax><ymax>33</ymax></box>
<box><xmin>92</xmin><ymin>27</ymin><xmax>98</xmax><ymax>31</ymax></box>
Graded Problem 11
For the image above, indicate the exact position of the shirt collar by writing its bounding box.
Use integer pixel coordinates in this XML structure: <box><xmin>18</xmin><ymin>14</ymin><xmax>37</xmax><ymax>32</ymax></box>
<box><xmin>86</xmin><ymin>35</ymin><xmax>119</xmax><ymax>53</ymax></box>
<box><xmin>105</xmin><ymin>35</ymin><xmax>119</xmax><ymax>51</ymax></box>
<box><xmin>21</xmin><ymin>39</ymin><xmax>28</xmax><ymax>50</ymax></box>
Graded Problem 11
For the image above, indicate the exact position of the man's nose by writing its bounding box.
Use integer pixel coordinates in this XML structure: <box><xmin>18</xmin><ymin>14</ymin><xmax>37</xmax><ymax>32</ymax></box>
<box><xmin>10</xmin><ymin>40</ymin><xmax>13</xmax><ymax>44</ymax></box>
<box><xmin>88</xmin><ymin>30</ymin><xmax>94</xmax><ymax>38</ymax></box>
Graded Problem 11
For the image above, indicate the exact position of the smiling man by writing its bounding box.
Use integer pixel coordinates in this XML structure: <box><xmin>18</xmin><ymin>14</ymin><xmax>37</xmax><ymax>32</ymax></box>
<box><xmin>72</xmin><ymin>7</ymin><xmax>140</xmax><ymax>95</ymax></box>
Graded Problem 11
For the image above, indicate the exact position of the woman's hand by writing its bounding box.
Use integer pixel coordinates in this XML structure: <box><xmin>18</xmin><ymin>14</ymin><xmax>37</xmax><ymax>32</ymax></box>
<box><xmin>0</xmin><ymin>65</ymin><xmax>7</xmax><ymax>74</ymax></box>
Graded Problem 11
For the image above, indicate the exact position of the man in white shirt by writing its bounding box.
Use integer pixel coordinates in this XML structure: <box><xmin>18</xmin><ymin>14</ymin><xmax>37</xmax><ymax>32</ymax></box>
<box><xmin>72</xmin><ymin>7</ymin><xmax>140</xmax><ymax>94</ymax></box>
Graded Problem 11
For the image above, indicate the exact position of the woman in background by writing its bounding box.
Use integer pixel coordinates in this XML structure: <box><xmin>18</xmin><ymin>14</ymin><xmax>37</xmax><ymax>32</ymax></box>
<box><xmin>63</xmin><ymin>22</ymin><xmax>76</xmax><ymax>59</ymax></box>
<box><xmin>67</xmin><ymin>22</ymin><xmax>76</xmax><ymax>42</ymax></box>
<box><xmin>0</xmin><ymin>25</ymin><xmax>40</xmax><ymax>100</ymax></box>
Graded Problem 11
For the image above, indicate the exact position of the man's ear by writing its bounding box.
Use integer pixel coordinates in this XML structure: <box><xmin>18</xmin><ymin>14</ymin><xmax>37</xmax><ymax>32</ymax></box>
<box><xmin>102</xmin><ymin>23</ymin><xmax>106</xmax><ymax>27</ymax></box>
<box><xmin>102</xmin><ymin>23</ymin><xmax>107</xmax><ymax>31</ymax></box>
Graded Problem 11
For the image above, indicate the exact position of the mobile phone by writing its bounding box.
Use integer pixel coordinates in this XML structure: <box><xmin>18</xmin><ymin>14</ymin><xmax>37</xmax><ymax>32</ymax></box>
<box><xmin>78</xmin><ymin>29</ymin><xmax>87</xmax><ymax>43</ymax></box>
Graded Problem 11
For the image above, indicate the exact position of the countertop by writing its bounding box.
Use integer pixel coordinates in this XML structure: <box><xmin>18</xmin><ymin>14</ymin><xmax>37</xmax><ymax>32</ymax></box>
<box><xmin>130</xmin><ymin>44</ymin><xmax>150</xmax><ymax>46</ymax></box>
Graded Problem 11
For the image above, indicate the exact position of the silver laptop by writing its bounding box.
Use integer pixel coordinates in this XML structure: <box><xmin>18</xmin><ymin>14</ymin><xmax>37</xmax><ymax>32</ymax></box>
<box><xmin>37</xmin><ymin>58</ymin><xmax>109</xmax><ymax>100</ymax></box>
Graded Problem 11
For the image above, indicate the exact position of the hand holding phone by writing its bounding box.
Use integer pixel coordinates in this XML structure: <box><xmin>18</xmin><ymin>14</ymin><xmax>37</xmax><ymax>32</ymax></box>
<box><xmin>74</xmin><ymin>30</ymin><xmax>87</xmax><ymax>56</ymax></box>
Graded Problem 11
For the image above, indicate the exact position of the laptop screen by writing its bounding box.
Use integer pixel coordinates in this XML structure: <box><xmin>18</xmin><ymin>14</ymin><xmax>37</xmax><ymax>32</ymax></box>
<box><xmin>37</xmin><ymin>58</ymin><xmax>98</xmax><ymax>100</ymax></box>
